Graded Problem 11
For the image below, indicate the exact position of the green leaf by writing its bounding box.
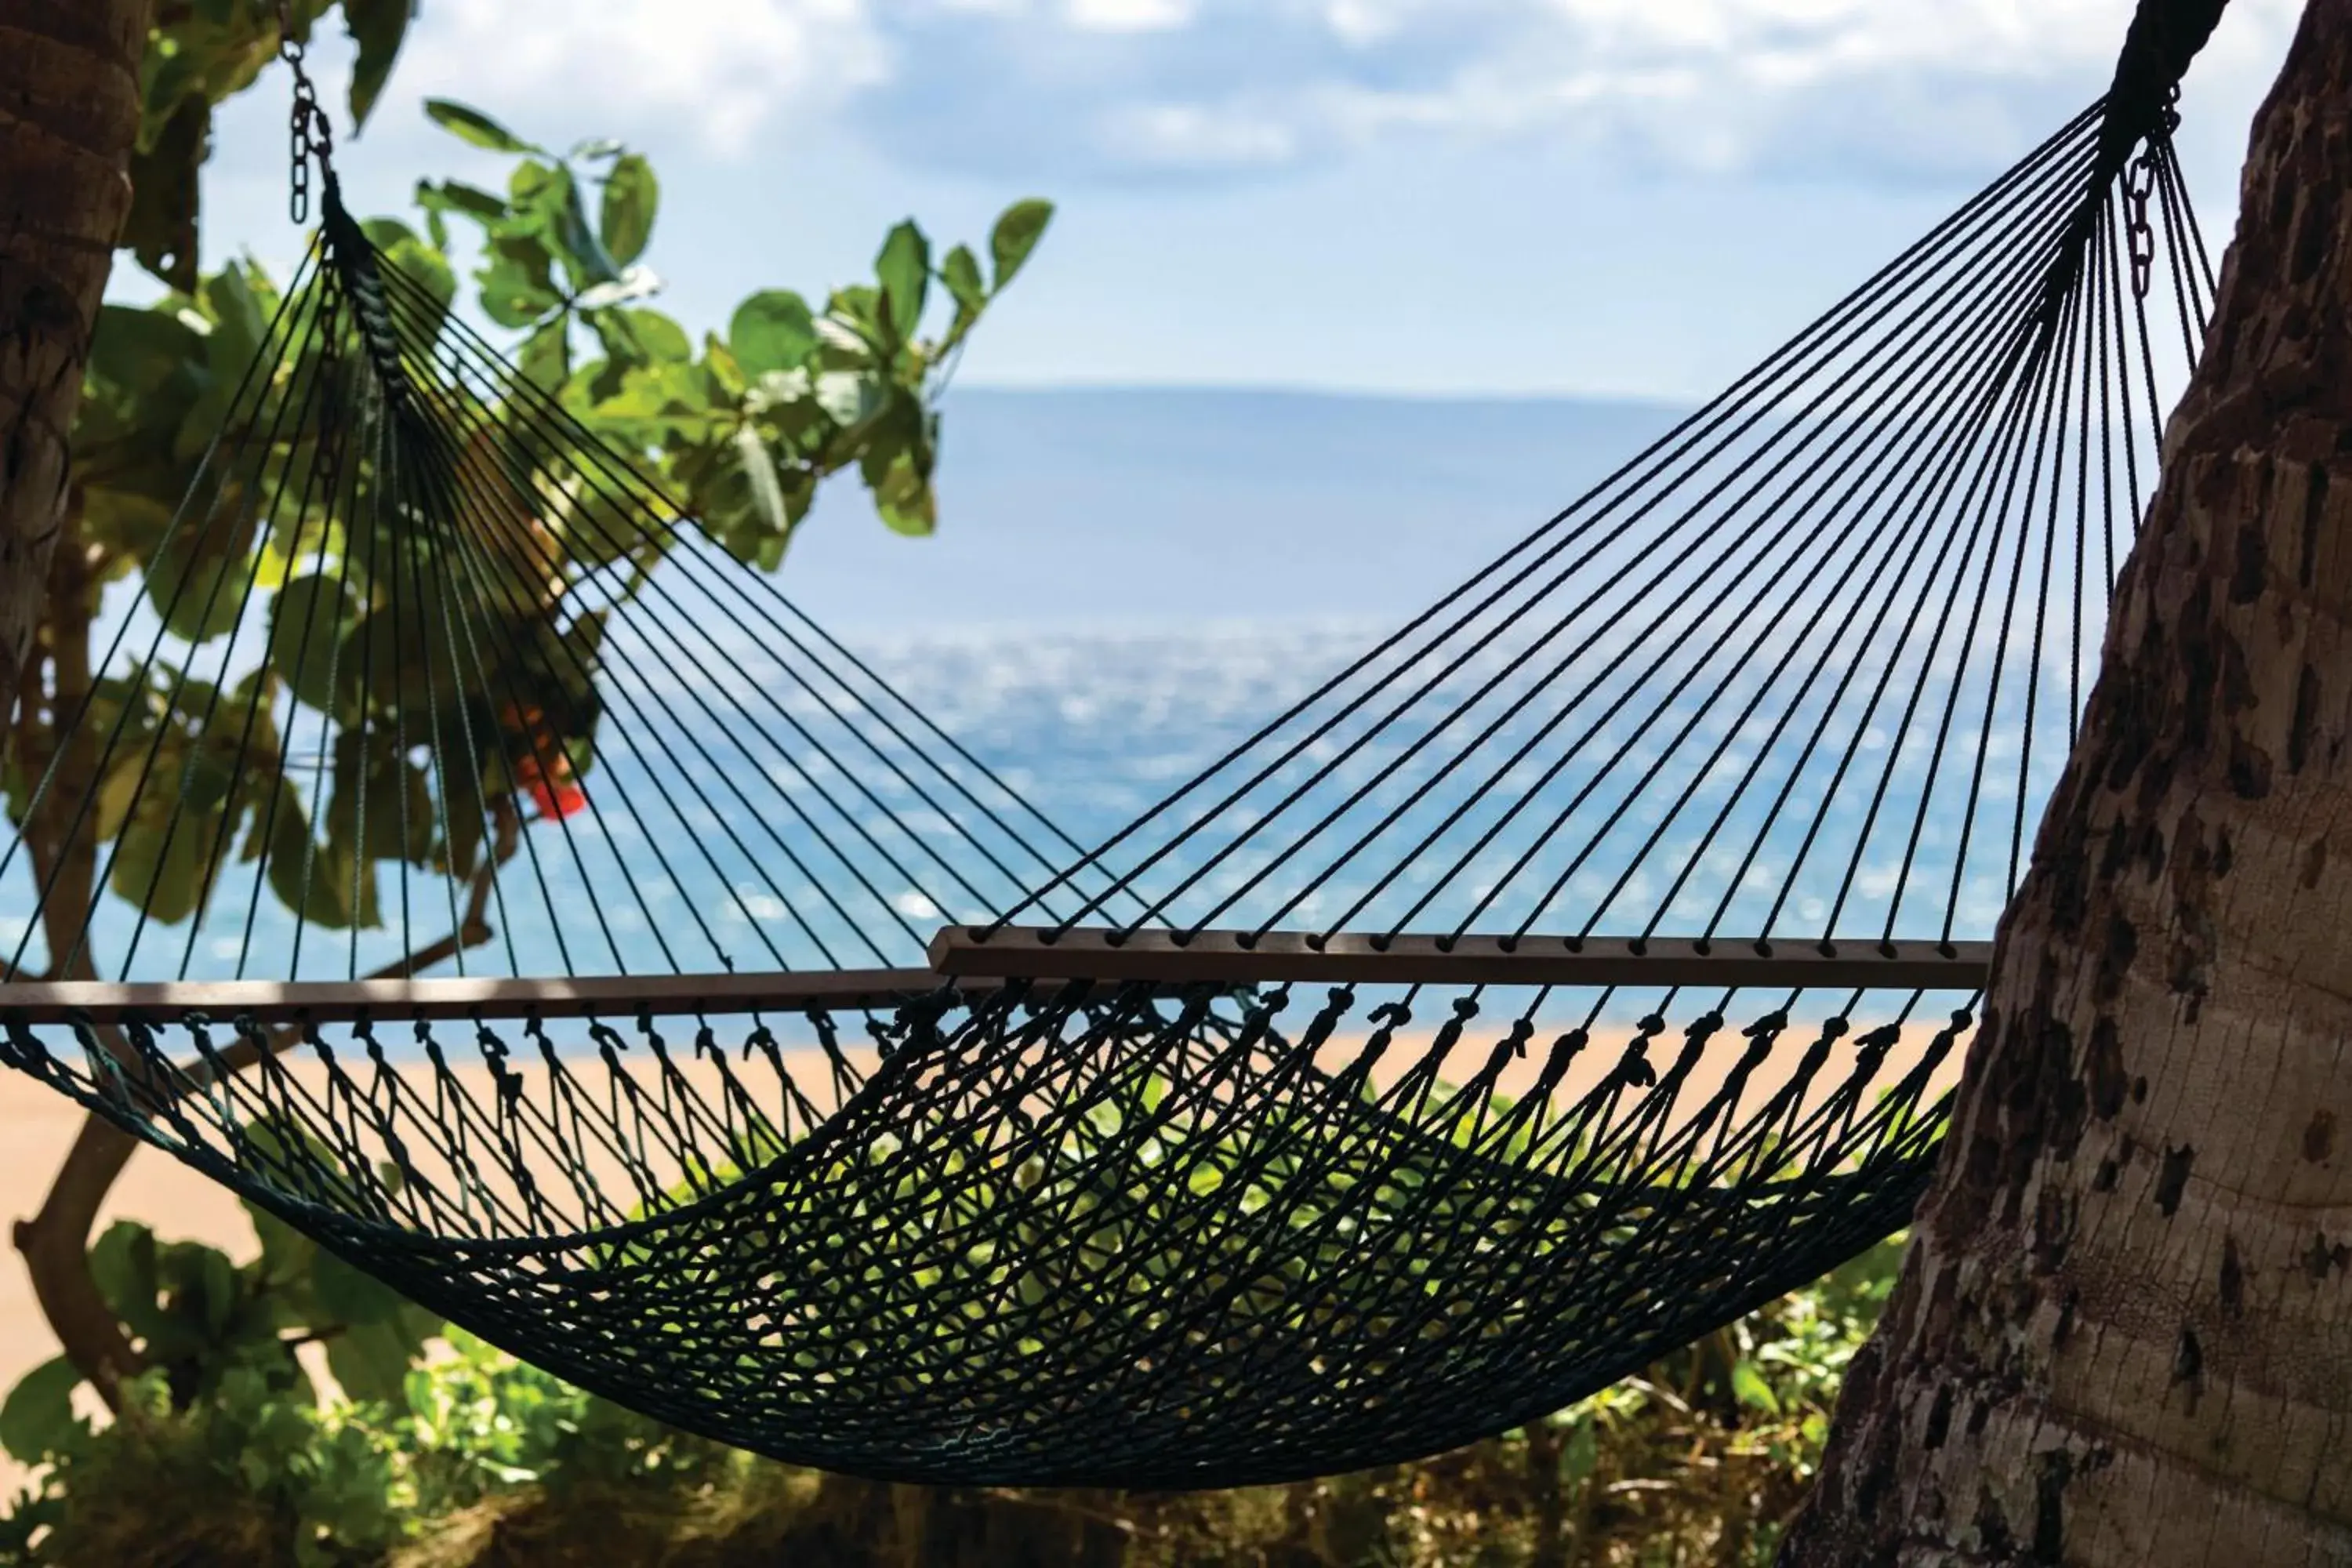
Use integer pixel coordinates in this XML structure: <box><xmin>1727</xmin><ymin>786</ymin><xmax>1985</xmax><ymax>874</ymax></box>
<box><xmin>202</xmin><ymin>263</ymin><xmax>267</xmax><ymax>383</ymax></box>
<box><xmin>517</xmin><ymin>318</ymin><xmax>570</xmax><ymax>392</ymax></box>
<box><xmin>364</xmin><ymin>752</ymin><xmax>434</xmax><ymax>863</ymax></box>
<box><xmin>728</xmin><ymin>291</ymin><xmax>818</xmax><ymax>378</ymax></box>
<box><xmin>818</xmin><ymin>288</ymin><xmax>886</xmax><ymax>362</ymax></box>
<box><xmin>589</xmin><ymin>308</ymin><xmax>691</xmax><ymax>368</ymax></box>
<box><xmin>0</xmin><ymin>1357</ymin><xmax>84</xmax><ymax>1465</ymax></box>
<box><xmin>263</xmin><ymin>796</ymin><xmax>356</xmax><ymax>931</ymax></box>
<box><xmin>123</xmin><ymin>97</ymin><xmax>207</xmax><ymax>293</ymax></box>
<box><xmin>988</xmin><ymin>198</ymin><xmax>1054</xmax><ymax>292</ymax></box>
<box><xmin>326</xmin><ymin>1319</ymin><xmax>420</xmax><ymax>1406</ymax></box>
<box><xmin>814</xmin><ymin>371</ymin><xmax>886</xmax><ymax>434</ymax></box>
<box><xmin>938</xmin><ymin>243</ymin><xmax>988</xmax><ymax>351</ymax></box>
<box><xmin>732</xmin><ymin>425</ymin><xmax>793</xmax><ymax>543</ymax></box>
<box><xmin>311</xmin><ymin>1250</ymin><xmax>411</xmax><ymax>1327</ymax></box>
<box><xmin>145</xmin><ymin>530</ymin><xmax>254</xmax><ymax>644</ymax></box>
<box><xmin>875</xmin><ymin>220</ymin><xmax>930</xmax><ymax>343</ymax></box>
<box><xmin>423</xmin><ymin>98</ymin><xmax>539</xmax><ymax>154</ymax></box>
<box><xmin>599</xmin><ymin>154</ymin><xmax>659</xmax><ymax>265</ymax></box>
<box><xmin>857</xmin><ymin>390</ymin><xmax>938</xmax><ymax>536</ymax></box>
<box><xmin>941</xmin><ymin>244</ymin><xmax>985</xmax><ymax>314</ymax></box>
<box><xmin>85</xmin><ymin>302</ymin><xmax>208</xmax><ymax>405</ymax></box>
<box><xmin>180</xmin><ymin>1243</ymin><xmax>240</xmax><ymax>1338</ymax></box>
<box><xmin>344</xmin><ymin>0</ymin><xmax>413</xmax><ymax>128</ymax></box>
<box><xmin>476</xmin><ymin>237</ymin><xmax>564</xmax><ymax>329</ymax></box>
<box><xmin>326</xmin><ymin>1296</ymin><xmax>439</xmax><ymax>1406</ymax></box>
<box><xmin>415</xmin><ymin>177</ymin><xmax>507</xmax><ymax>254</ymax></box>
<box><xmin>267</xmin><ymin>575</ymin><xmax>352</xmax><ymax>715</ymax></box>
<box><xmin>1730</xmin><ymin>1357</ymin><xmax>1781</xmax><ymax>1415</ymax></box>
<box><xmin>336</xmin><ymin>606</ymin><xmax>456</xmax><ymax>724</ymax></box>
<box><xmin>869</xmin><ymin>452</ymin><xmax>937</xmax><ymax>538</ymax></box>
<box><xmin>110</xmin><ymin>809</ymin><xmax>211</xmax><ymax>925</ymax></box>
<box><xmin>89</xmin><ymin>1222</ymin><xmax>162</xmax><ymax>1328</ymax></box>
<box><xmin>90</xmin><ymin>753</ymin><xmax>149</xmax><ymax>844</ymax></box>
<box><xmin>245</xmin><ymin>1198</ymin><xmax>319</xmax><ymax>1287</ymax></box>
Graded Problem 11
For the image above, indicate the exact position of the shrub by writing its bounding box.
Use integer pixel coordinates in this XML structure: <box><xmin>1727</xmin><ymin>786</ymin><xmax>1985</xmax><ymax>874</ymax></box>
<box><xmin>0</xmin><ymin>1229</ymin><xmax>1901</xmax><ymax>1566</ymax></box>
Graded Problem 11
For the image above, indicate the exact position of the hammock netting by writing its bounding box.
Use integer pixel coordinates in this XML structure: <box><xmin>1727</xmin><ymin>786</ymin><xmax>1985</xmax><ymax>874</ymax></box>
<box><xmin>0</xmin><ymin>0</ymin><xmax>2225</xmax><ymax>1489</ymax></box>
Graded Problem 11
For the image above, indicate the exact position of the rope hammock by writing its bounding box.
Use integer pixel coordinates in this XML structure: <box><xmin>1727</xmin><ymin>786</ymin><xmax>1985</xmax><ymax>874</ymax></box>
<box><xmin>0</xmin><ymin>0</ymin><xmax>2227</xmax><ymax>1489</ymax></box>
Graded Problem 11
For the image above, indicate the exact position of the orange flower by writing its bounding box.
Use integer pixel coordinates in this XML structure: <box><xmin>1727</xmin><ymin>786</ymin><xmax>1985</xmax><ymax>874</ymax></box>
<box><xmin>532</xmin><ymin>779</ymin><xmax>589</xmax><ymax>819</ymax></box>
<box><xmin>510</xmin><ymin>748</ymin><xmax>586</xmax><ymax>820</ymax></box>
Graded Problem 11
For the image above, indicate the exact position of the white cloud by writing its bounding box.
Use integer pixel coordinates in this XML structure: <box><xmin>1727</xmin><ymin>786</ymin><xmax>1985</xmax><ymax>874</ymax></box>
<box><xmin>385</xmin><ymin>0</ymin><xmax>2303</xmax><ymax>178</ymax></box>
<box><xmin>397</xmin><ymin>0</ymin><xmax>889</xmax><ymax>155</ymax></box>
<box><xmin>1065</xmin><ymin>0</ymin><xmax>1196</xmax><ymax>31</ymax></box>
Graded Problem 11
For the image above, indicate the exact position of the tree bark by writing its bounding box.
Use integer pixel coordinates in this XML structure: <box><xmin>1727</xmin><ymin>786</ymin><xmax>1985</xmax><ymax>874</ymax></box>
<box><xmin>1780</xmin><ymin>2</ymin><xmax>2352</xmax><ymax>1562</ymax></box>
<box><xmin>0</xmin><ymin>0</ymin><xmax>147</xmax><ymax>770</ymax></box>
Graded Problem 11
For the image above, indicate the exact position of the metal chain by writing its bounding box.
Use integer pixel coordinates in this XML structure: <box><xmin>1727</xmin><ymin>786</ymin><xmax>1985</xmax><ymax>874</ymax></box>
<box><xmin>278</xmin><ymin>0</ymin><xmax>335</xmax><ymax>224</ymax></box>
<box><xmin>2124</xmin><ymin>149</ymin><xmax>2158</xmax><ymax>299</ymax></box>
<box><xmin>2125</xmin><ymin>83</ymin><xmax>2184</xmax><ymax>303</ymax></box>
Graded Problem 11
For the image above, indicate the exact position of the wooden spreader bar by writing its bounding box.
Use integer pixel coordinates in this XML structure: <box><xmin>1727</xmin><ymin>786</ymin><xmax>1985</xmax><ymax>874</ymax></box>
<box><xmin>930</xmin><ymin>927</ymin><xmax>1994</xmax><ymax>993</ymax></box>
<box><xmin>0</xmin><ymin>967</ymin><xmax>971</xmax><ymax>1026</ymax></box>
<box><xmin>0</xmin><ymin>931</ymin><xmax>1994</xmax><ymax>1027</ymax></box>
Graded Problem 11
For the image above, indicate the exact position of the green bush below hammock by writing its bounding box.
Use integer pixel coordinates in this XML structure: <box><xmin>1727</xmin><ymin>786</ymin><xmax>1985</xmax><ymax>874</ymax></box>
<box><xmin>0</xmin><ymin>1208</ymin><xmax>1903</xmax><ymax>1568</ymax></box>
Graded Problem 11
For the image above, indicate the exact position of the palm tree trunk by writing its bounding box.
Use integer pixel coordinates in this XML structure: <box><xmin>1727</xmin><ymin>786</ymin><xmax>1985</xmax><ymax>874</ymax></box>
<box><xmin>0</xmin><ymin>0</ymin><xmax>147</xmax><ymax>769</ymax></box>
<box><xmin>1780</xmin><ymin>1</ymin><xmax>2352</xmax><ymax>1561</ymax></box>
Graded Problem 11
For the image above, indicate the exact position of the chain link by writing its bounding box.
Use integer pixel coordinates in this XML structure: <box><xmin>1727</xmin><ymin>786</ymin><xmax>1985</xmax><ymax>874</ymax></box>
<box><xmin>2123</xmin><ymin>83</ymin><xmax>2184</xmax><ymax>304</ymax></box>
<box><xmin>278</xmin><ymin>1</ymin><xmax>335</xmax><ymax>224</ymax></box>
<box><xmin>2124</xmin><ymin>148</ymin><xmax>2158</xmax><ymax>300</ymax></box>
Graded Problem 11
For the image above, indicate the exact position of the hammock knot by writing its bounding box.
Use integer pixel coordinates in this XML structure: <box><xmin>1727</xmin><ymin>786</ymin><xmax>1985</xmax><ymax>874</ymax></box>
<box><xmin>1425</xmin><ymin>996</ymin><xmax>1480</xmax><ymax>1058</ymax></box>
<box><xmin>107</xmin><ymin>1018</ymin><xmax>153</xmax><ymax>1081</ymax></box>
<box><xmin>1293</xmin><ymin>989</ymin><xmax>1353</xmax><ymax>1056</ymax></box>
<box><xmin>639</xmin><ymin>1014</ymin><xmax>671</xmax><ymax>1062</ymax></box>
<box><xmin>1853</xmin><ymin>1022</ymin><xmax>1902</xmax><ymax>1069</ymax></box>
<box><xmin>1793</xmin><ymin>1029</ymin><xmax>1838</xmax><ymax>1083</ymax></box>
<box><xmin>1241</xmin><ymin>985</ymin><xmax>1294</xmax><ymax>1038</ymax></box>
<box><xmin>1502</xmin><ymin>1018</ymin><xmax>1534</xmax><ymax>1059</ymax></box>
<box><xmin>2</xmin><ymin>1016</ymin><xmax>47</xmax><ymax>1068</ymax></box>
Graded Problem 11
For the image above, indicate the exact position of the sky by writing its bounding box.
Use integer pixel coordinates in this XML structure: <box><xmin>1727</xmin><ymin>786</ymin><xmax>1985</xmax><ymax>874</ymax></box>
<box><xmin>165</xmin><ymin>0</ymin><xmax>2307</xmax><ymax>400</ymax></box>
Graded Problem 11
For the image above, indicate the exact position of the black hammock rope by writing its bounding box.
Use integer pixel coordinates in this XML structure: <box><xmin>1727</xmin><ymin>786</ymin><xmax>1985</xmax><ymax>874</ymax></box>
<box><xmin>0</xmin><ymin>0</ymin><xmax>2225</xmax><ymax>1490</ymax></box>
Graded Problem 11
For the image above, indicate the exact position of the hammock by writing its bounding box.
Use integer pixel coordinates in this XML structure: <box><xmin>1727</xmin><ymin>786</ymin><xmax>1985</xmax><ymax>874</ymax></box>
<box><xmin>0</xmin><ymin>0</ymin><xmax>2225</xmax><ymax>1489</ymax></box>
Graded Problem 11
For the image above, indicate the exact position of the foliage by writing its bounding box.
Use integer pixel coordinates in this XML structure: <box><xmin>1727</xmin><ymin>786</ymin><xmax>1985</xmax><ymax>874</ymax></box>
<box><xmin>6</xmin><ymin>96</ymin><xmax>1050</xmax><ymax>950</ymax></box>
<box><xmin>129</xmin><ymin>1</ymin><xmax>415</xmax><ymax>292</ymax></box>
<box><xmin>0</xmin><ymin>1229</ymin><xmax>1905</xmax><ymax>1567</ymax></box>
